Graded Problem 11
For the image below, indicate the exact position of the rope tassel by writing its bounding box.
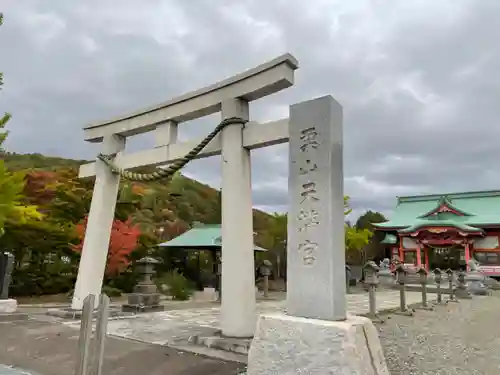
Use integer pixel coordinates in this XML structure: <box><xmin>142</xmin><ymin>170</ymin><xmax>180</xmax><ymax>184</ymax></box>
<box><xmin>96</xmin><ymin>117</ymin><xmax>247</xmax><ymax>182</ymax></box>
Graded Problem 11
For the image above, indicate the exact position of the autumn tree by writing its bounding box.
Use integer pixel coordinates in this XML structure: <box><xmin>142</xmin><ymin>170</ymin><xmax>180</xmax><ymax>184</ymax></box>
<box><xmin>74</xmin><ymin>216</ymin><xmax>142</xmax><ymax>277</ymax></box>
<box><xmin>2</xmin><ymin>169</ymin><xmax>82</xmax><ymax>296</ymax></box>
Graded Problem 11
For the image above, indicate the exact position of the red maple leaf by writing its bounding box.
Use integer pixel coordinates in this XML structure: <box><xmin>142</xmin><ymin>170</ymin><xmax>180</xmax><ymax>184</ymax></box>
<box><xmin>74</xmin><ymin>216</ymin><xmax>142</xmax><ymax>276</ymax></box>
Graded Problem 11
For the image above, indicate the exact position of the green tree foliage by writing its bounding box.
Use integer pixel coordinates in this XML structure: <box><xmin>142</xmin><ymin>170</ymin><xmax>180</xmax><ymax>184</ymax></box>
<box><xmin>355</xmin><ymin>210</ymin><xmax>388</xmax><ymax>263</ymax></box>
<box><xmin>355</xmin><ymin>210</ymin><xmax>387</xmax><ymax>230</ymax></box>
<box><xmin>344</xmin><ymin>198</ymin><xmax>377</xmax><ymax>265</ymax></box>
<box><xmin>1</xmin><ymin>169</ymin><xmax>82</xmax><ymax>295</ymax></box>
<box><xmin>253</xmin><ymin>196</ymin><xmax>366</xmax><ymax>280</ymax></box>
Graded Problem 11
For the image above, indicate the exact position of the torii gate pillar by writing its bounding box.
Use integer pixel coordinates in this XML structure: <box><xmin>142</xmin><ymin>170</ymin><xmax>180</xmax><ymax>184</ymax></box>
<box><xmin>220</xmin><ymin>98</ymin><xmax>255</xmax><ymax>336</ymax></box>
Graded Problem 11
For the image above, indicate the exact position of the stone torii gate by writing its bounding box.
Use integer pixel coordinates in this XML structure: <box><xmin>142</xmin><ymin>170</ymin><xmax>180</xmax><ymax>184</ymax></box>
<box><xmin>73</xmin><ymin>54</ymin><xmax>299</xmax><ymax>337</ymax></box>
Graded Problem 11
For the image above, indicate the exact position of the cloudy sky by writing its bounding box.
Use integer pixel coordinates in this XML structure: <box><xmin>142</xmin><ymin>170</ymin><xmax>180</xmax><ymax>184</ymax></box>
<box><xmin>1</xmin><ymin>0</ymin><xmax>500</xmax><ymax>219</ymax></box>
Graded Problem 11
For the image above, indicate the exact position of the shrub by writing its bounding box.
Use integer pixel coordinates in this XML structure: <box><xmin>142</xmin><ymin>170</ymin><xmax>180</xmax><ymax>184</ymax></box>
<box><xmin>65</xmin><ymin>285</ymin><xmax>123</xmax><ymax>299</ymax></box>
<box><xmin>101</xmin><ymin>285</ymin><xmax>123</xmax><ymax>297</ymax></box>
<box><xmin>156</xmin><ymin>269</ymin><xmax>194</xmax><ymax>301</ymax></box>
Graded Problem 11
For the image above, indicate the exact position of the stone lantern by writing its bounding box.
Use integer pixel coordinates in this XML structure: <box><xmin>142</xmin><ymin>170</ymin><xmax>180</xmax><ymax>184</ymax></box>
<box><xmin>433</xmin><ymin>268</ymin><xmax>445</xmax><ymax>305</ymax></box>
<box><xmin>363</xmin><ymin>261</ymin><xmax>383</xmax><ymax>321</ymax></box>
<box><xmin>433</xmin><ymin>268</ymin><xmax>442</xmax><ymax>284</ymax></box>
<box><xmin>416</xmin><ymin>267</ymin><xmax>428</xmax><ymax>285</ymax></box>
<box><xmin>259</xmin><ymin>259</ymin><xmax>272</xmax><ymax>298</ymax></box>
<box><xmin>363</xmin><ymin>261</ymin><xmax>380</xmax><ymax>286</ymax></box>
<box><xmin>395</xmin><ymin>263</ymin><xmax>407</xmax><ymax>285</ymax></box>
<box><xmin>455</xmin><ymin>270</ymin><xmax>472</xmax><ymax>299</ymax></box>
<box><xmin>465</xmin><ymin>259</ymin><xmax>489</xmax><ymax>296</ymax></box>
<box><xmin>122</xmin><ymin>256</ymin><xmax>164</xmax><ymax>313</ymax></box>
<box><xmin>259</xmin><ymin>259</ymin><xmax>272</xmax><ymax>277</ymax></box>
<box><xmin>416</xmin><ymin>267</ymin><xmax>433</xmax><ymax>310</ymax></box>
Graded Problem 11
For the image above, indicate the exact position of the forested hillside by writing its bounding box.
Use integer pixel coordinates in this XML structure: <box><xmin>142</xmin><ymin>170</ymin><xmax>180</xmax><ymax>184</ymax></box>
<box><xmin>1</xmin><ymin>152</ymin><xmax>283</xmax><ymax>296</ymax></box>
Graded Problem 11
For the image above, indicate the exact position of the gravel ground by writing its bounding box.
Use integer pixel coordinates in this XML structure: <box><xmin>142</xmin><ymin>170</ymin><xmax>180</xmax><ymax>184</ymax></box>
<box><xmin>378</xmin><ymin>292</ymin><xmax>500</xmax><ymax>375</ymax></box>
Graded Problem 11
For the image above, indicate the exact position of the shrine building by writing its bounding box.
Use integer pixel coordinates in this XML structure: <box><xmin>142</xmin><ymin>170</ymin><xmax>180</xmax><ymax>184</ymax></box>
<box><xmin>374</xmin><ymin>190</ymin><xmax>500</xmax><ymax>277</ymax></box>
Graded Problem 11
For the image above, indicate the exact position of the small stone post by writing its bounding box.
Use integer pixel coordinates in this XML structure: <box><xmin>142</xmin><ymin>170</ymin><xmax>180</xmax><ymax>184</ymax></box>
<box><xmin>0</xmin><ymin>253</ymin><xmax>14</xmax><ymax>299</ymax></box>
<box><xmin>345</xmin><ymin>264</ymin><xmax>352</xmax><ymax>294</ymax></box>
<box><xmin>216</xmin><ymin>254</ymin><xmax>222</xmax><ymax>302</ymax></box>
<box><xmin>433</xmin><ymin>268</ymin><xmax>445</xmax><ymax>305</ymax></box>
<box><xmin>0</xmin><ymin>252</ymin><xmax>17</xmax><ymax>313</ymax></box>
<box><xmin>75</xmin><ymin>294</ymin><xmax>95</xmax><ymax>375</ymax></box>
<box><xmin>89</xmin><ymin>294</ymin><xmax>110</xmax><ymax>375</ymax></box>
<box><xmin>446</xmin><ymin>268</ymin><xmax>459</xmax><ymax>303</ymax></box>
<box><xmin>363</xmin><ymin>261</ymin><xmax>384</xmax><ymax>323</ymax></box>
<box><xmin>455</xmin><ymin>270</ymin><xmax>472</xmax><ymax>299</ymax></box>
<box><xmin>416</xmin><ymin>267</ymin><xmax>433</xmax><ymax>311</ymax></box>
<box><xmin>395</xmin><ymin>264</ymin><xmax>413</xmax><ymax>316</ymax></box>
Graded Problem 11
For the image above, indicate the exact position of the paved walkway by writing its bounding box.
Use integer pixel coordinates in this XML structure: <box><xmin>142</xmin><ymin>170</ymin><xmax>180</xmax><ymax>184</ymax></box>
<box><xmin>62</xmin><ymin>290</ymin><xmax>427</xmax><ymax>348</ymax></box>
<box><xmin>0</xmin><ymin>320</ymin><xmax>245</xmax><ymax>375</ymax></box>
<box><xmin>0</xmin><ymin>365</ymin><xmax>39</xmax><ymax>375</ymax></box>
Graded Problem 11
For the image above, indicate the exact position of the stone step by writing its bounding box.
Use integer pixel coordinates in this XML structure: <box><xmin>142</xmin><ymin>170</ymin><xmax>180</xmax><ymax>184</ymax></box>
<box><xmin>189</xmin><ymin>334</ymin><xmax>251</xmax><ymax>356</ymax></box>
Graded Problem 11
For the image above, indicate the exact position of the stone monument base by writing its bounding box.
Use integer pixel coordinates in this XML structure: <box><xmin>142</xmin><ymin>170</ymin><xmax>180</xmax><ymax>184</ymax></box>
<box><xmin>0</xmin><ymin>298</ymin><xmax>17</xmax><ymax>313</ymax></box>
<box><xmin>247</xmin><ymin>313</ymin><xmax>389</xmax><ymax>375</ymax></box>
<box><xmin>122</xmin><ymin>292</ymin><xmax>164</xmax><ymax>313</ymax></box>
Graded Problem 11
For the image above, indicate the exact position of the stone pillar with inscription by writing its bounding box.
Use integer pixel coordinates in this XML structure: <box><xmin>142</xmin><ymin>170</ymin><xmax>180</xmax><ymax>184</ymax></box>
<box><xmin>247</xmin><ymin>96</ymin><xmax>389</xmax><ymax>375</ymax></box>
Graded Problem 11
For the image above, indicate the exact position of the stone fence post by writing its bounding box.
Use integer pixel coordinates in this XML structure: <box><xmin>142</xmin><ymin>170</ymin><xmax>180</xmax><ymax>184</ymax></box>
<box><xmin>446</xmin><ymin>269</ymin><xmax>459</xmax><ymax>303</ymax></box>
<box><xmin>394</xmin><ymin>264</ymin><xmax>413</xmax><ymax>316</ymax></box>
<box><xmin>416</xmin><ymin>267</ymin><xmax>433</xmax><ymax>311</ymax></box>
<box><xmin>433</xmin><ymin>268</ymin><xmax>445</xmax><ymax>305</ymax></box>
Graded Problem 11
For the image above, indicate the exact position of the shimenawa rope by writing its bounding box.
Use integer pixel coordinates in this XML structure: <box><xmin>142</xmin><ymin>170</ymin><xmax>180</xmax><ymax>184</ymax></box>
<box><xmin>96</xmin><ymin>117</ymin><xmax>247</xmax><ymax>182</ymax></box>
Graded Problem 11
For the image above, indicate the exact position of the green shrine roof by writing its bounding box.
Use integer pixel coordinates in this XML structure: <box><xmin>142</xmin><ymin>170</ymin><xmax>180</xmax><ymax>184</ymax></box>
<box><xmin>397</xmin><ymin>219</ymin><xmax>482</xmax><ymax>234</ymax></box>
<box><xmin>374</xmin><ymin>190</ymin><xmax>500</xmax><ymax>233</ymax></box>
<box><xmin>157</xmin><ymin>224</ymin><xmax>268</xmax><ymax>252</ymax></box>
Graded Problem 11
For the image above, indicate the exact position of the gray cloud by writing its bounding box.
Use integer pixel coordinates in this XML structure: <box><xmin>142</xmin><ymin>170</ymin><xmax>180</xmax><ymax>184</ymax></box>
<box><xmin>1</xmin><ymin>0</ymin><xmax>500</xmax><ymax>219</ymax></box>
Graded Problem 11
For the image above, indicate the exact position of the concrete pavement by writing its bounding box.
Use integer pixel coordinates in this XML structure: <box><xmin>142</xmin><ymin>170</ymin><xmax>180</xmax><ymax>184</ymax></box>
<box><xmin>0</xmin><ymin>319</ymin><xmax>245</xmax><ymax>375</ymax></box>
